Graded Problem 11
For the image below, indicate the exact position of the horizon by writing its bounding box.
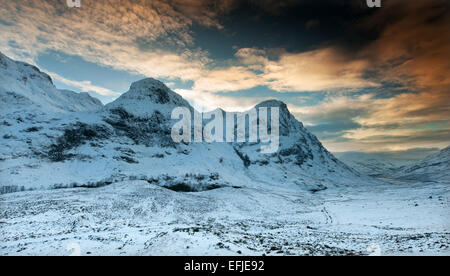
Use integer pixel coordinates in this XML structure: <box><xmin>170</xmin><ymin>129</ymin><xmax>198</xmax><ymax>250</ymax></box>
<box><xmin>0</xmin><ymin>0</ymin><xmax>449</xmax><ymax>153</ymax></box>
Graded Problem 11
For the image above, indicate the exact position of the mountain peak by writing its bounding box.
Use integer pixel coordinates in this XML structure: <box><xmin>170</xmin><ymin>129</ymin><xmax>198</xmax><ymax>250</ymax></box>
<box><xmin>255</xmin><ymin>99</ymin><xmax>292</xmax><ymax>118</ymax></box>
<box><xmin>105</xmin><ymin>77</ymin><xmax>191</xmax><ymax>118</ymax></box>
<box><xmin>129</xmin><ymin>78</ymin><xmax>167</xmax><ymax>91</ymax></box>
<box><xmin>254</xmin><ymin>99</ymin><xmax>303</xmax><ymax>135</ymax></box>
<box><xmin>255</xmin><ymin>99</ymin><xmax>287</xmax><ymax>109</ymax></box>
<box><xmin>0</xmin><ymin>53</ymin><xmax>102</xmax><ymax>113</ymax></box>
<box><xmin>125</xmin><ymin>77</ymin><xmax>181</xmax><ymax>105</ymax></box>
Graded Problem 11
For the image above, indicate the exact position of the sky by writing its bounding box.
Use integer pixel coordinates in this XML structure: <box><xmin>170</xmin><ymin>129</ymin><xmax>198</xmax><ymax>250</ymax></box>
<box><xmin>0</xmin><ymin>0</ymin><xmax>449</xmax><ymax>153</ymax></box>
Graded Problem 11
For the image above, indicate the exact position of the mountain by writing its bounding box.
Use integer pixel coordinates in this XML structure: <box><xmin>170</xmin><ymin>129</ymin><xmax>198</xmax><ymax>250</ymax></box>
<box><xmin>335</xmin><ymin>152</ymin><xmax>415</xmax><ymax>177</ymax></box>
<box><xmin>0</xmin><ymin>52</ymin><xmax>103</xmax><ymax>114</ymax></box>
<box><xmin>393</xmin><ymin>146</ymin><xmax>450</xmax><ymax>182</ymax></box>
<box><xmin>0</xmin><ymin>54</ymin><xmax>364</xmax><ymax>194</ymax></box>
<box><xmin>104</xmin><ymin>78</ymin><xmax>191</xmax><ymax>118</ymax></box>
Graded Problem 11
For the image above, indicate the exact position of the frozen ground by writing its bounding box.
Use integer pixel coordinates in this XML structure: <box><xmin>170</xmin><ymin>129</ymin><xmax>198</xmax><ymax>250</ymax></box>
<box><xmin>1</xmin><ymin>178</ymin><xmax>448</xmax><ymax>256</ymax></box>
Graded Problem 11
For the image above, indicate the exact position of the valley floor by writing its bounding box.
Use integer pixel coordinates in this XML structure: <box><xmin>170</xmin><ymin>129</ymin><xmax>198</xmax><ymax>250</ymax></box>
<box><xmin>0</xmin><ymin>179</ymin><xmax>449</xmax><ymax>256</ymax></box>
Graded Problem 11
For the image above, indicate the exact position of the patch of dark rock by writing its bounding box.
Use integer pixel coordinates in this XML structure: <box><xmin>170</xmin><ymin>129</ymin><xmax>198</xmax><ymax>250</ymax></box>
<box><xmin>173</xmin><ymin>227</ymin><xmax>201</xmax><ymax>233</ymax></box>
<box><xmin>90</xmin><ymin>142</ymin><xmax>102</xmax><ymax>147</ymax></box>
<box><xmin>255</xmin><ymin>159</ymin><xmax>269</xmax><ymax>166</ymax></box>
<box><xmin>104</xmin><ymin>107</ymin><xmax>174</xmax><ymax>147</ymax></box>
<box><xmin>52</xmin><ymin>179</ymin><xmax>115</xmax><ymax>190</ymax></box>
<box><xmin>128</xmin><ymin>175</ymin><xmax>150</xmax><ymax>181</ymax></box>
<box><xmin>281</xmin><ymin>144</ymin><xmax>314</xmax><ymax>167</ymax></box>
<box><xmin>114</xmin><ymin>155</ymin><xmax>139</xmax><ymax>164</ymax></box>
<box><xmin>269</xmin><ymin>246</ymin><xmax>282</xmax><ymax>251</ymax></box>
<box><xmin>153</xmin><ymin>88</ymin><xmax>170</xmax><ymax>104</ymax></box>
<box><xmin>152</xmin><ymin>153</ymin><xmax>164</xmax><ymax>158</ymax></box>
<box><xmin>147</xmin><ymin>177</ymin><xmax>160</xmax><ymax>184</ymax></box>
<box><xmin>47</xmin><ymin>122</ymin><xmax>111</xmax><ymax>162</ymax></box>
<box><xmin>163</xmin><ymin>183</ymin><xmax>224</xmax><ymax>192</ymax></box>
<box><xmin>177</xmin><ymin>149</ymin><xmax>190</xmax><ymax>155</ymax></box>
<box><xmin>150</xmin><ymin>173</ymin><xmax>228</xmax><ymax>192</ymax></box>
<box><xmin>114</xmin><ymin>147</ymin><xmax>135</xmax><ymax>155</ymax></box>
<box><xmin>23</xmin><ymin>126</ymin><xmax>43</xmax><ymax>132</ymax></box>
<box><xmin>234</xmin><ymin>147</ymin><xmax>251</xmax><ymax>168</ymax></box>
<box><xmin>1</xmin><ymin>120</ymin><xmax>12</xmax><ymax>126</ymax></box>
<box><xmin>309</xmin><ymin>185</ymin><xmax>327</xmax><ymax>194</ymax></box>
<box><xmin>42</xmin><ymin>133</ymin><xmax>55</xmax><ymax>139</ymax></box>
<box><xmin>216</xmin><ymin>242</ymin><xmax>229</xmax><ymax>249</ymax></box>
<box><xmin>209</xmin><ymin>173</ymin><xmax>219</xmax><ymax>181</ymax></box>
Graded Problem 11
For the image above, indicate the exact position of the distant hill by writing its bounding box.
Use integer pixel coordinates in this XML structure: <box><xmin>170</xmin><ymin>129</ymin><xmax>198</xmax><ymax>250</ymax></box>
<box><xmin>392</xmin><ymin>146</ymin><xmax>450</xmax><ymax>182</ymax></box>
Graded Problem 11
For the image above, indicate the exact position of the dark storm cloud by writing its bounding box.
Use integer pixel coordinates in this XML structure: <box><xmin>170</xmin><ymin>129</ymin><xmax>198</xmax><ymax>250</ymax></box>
<box><xmin>193</xmin><ymin>0</ymin><xmax>381</xmax><ymax>56</ymax></box>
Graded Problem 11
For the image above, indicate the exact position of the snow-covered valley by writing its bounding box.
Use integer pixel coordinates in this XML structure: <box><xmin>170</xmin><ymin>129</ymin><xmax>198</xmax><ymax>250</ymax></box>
<box><xmin>1</xmin><ymin>179</ymin><xmax>448</xmax><ymax>256</ymax></box>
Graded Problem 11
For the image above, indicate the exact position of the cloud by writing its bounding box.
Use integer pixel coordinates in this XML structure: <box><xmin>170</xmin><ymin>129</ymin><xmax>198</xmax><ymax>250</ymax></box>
<box><xmin>263</xmin><ymin>48</ymin><xmax>378</xmax><ymax>91</ymax></box>
<box><xmin>235</xmin><ymin>48</ymin><xmax>267</xmax><ymax>70</ymax></box>
<box><xmin>289</xmin><ymin>91</ymin><xmax>450</xmax><ymax>151</ymax></box>
<box><xmin>0</xmin><ymin>1</ymin><xmax>381</xmax><ymax>95</ymax></box>
<box><xmin>196</xmin><ymin>0</ymin><xmax>449</xmax><ymax>96</ymax></box>
<box><xmin>283</xmin><ymin>0</ymin><xmax>450</xmax><ymax>151</ymax></box>
<box><xmin>0</xmin><ymin>0</ymin><xmax>216</xmax><ymax>83</ymax></box>
<box><xmin>48</xmin><ymin>72</ymin><xmax>120</xmax><ymax>97</ymax></box>
<box><xmin>175</xmin><ymin>88</ymin><xmax>266</xmax><ymax>112</ymax></box>
<box><xmin>192</xmin><ymin>66</ymin><xmax>261</xmax><ymax>93</ymax></box>
<box><xmin>360</xmin><ymin>0</ymin><xmax>450</xmax><ymax>93</ymax></box>
<box><xmin>196</xmin><ymin>46</ymin><xmax>379</xmax><ymax>93</ymax></box>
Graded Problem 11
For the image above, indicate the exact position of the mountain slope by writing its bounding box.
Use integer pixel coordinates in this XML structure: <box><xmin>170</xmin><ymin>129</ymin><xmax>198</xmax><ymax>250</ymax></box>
<box><xmin>335</xmin><ymin>152</ymin><xmax>415</xmax><ymax>177</ymax></box>
<box><xmin>0</xmin><ymin>52</ymin><xmax>103</xmax><ymax>114</ymax></box>
<box><xmin>393</xmin><ymin>146</ymin><xmax>450</xmax><ymax>182</ymax></box>
<box><xmin>105</xmin><ymin>78</ymin><xmax>191</xmax><ymax>118</ymax></box>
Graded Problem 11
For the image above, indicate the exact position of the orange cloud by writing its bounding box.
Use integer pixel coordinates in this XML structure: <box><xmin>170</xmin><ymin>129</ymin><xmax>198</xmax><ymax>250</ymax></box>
<box><xmin>290</xmin><ymin>90</ymin><xmax>450</xmax><ymax>152</ymax></box>
<box><xmin>263</xmin><ymin>48</ymin><xmax>378</xmax><ymax>91</ymax></box>
<box><xmin>361</xmin><ymin>0</ymin><xmax>450</xmax><ymax>92</ymax></box>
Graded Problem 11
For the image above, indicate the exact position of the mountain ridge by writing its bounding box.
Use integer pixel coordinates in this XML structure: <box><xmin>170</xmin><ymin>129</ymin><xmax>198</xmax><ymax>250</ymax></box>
<box><xmin>0</xmin><ymin>52</ymin><xmax>103</xmax><ymax>114</ymax></box>
<box><xmin>393</xmin><ymin>146</ymin><xmax>450</xmax><ymax>182</ymax></box>
<box><xmin>0</xmin><ymin>53</ymin><xmax>364</xmax><ymax>194</ymax></box>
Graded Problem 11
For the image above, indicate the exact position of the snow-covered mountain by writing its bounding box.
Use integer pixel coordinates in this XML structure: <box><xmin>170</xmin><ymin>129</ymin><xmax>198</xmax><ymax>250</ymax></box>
<box><xmin>335</xmin><ymin>152</ymin><xmax>415</xmax><ymax>177</ymax></box>
<box><xmin>0</xmin><ymin>52</ymin><xmax>103</xmax><ymax>114</ymax></box>
<box><xmin>0</xmin><ymin>54</ymin><xmax>363</xmax><ymax>194</ymax></box>
<box><xmin>105</xmin><ymin>77</ymin><xmax>191</xmax><ymax>118</ymax></box>
<box><xmin>393</xmin><ymin>146</ymin><xmax>450</xmax><ymax>182</ymax></box>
